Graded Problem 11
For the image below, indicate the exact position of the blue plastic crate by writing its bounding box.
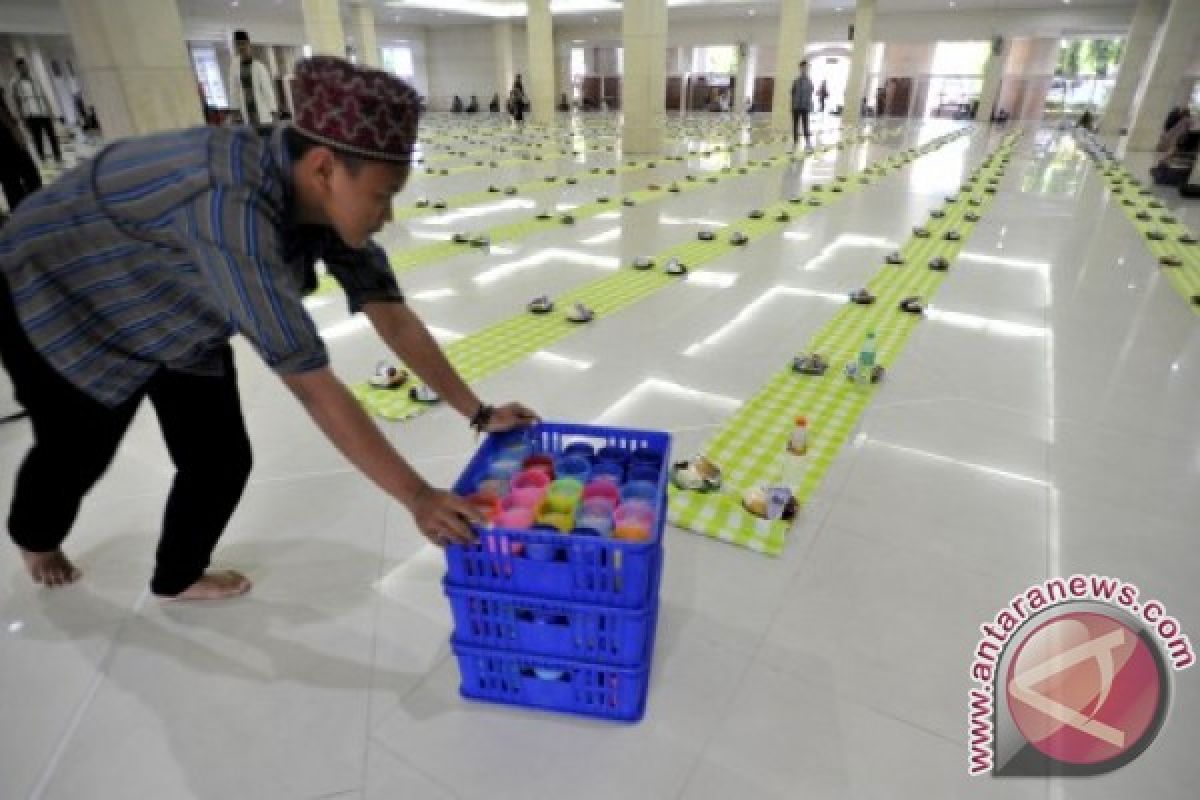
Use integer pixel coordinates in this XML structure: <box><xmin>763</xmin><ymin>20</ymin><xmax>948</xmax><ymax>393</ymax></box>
<box><xmin>446</xmin><ymin>422</ymin><xmax>670</xmax><ymax>608</ymax></box>
<box><xmin>452</xmin><ymin>595</ymin><xmax>659</xmax><ymax>722</ymax></box>
<box><xmin>445</xmin><ymin>562</ymin><xmax>661</xmax><ymax>666</ymax></box>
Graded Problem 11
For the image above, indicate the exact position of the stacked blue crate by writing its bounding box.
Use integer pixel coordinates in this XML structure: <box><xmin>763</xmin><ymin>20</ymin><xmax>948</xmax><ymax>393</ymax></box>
<box><xmin>444</xmin><ymin>422</ymin><xmax>669</xmax><ymax>722</ymax></box>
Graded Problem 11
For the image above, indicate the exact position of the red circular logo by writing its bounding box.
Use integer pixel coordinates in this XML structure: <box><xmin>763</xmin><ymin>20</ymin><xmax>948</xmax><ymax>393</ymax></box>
<box><xmin>1006</xmin><ymin>611</ymin><xmax>1163</xmax><ymax>766</ymax></box>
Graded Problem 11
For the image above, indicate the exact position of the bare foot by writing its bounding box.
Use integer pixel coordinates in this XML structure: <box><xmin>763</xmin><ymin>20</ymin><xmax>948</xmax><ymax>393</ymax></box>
<box><xmin>20</xmin><ymin>548</ymin><xmax>82</xmax><ymax>588</ymax></box>
<box><xmin>158</xmin><ymin>570</ymin><xmax>253</xmax><ymax>602</ymax></box>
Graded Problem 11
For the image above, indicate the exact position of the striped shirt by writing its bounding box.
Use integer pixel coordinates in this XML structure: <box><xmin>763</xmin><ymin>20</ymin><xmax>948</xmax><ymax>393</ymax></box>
<box><xmin>0</xmin><ymin>125</ymin><xmax>403</xmax><ymax>407</ymax></box>
<box><xmin>10</xmin><ymin>76</ymin><xmax>52</xmax><ymax>118</ymax></box>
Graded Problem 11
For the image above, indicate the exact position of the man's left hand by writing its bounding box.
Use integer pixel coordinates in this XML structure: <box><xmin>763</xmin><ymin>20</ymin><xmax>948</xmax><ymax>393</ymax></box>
<box><xmin>484</xmin><ymin>403</ymin><xmax>540</xmax><ymax>432</ymax></box>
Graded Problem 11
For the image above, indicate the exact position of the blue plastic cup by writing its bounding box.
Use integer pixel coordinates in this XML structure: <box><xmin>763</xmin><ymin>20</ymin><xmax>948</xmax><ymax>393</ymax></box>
<box><xmin>487</xmin><ymin>456</ymin><xmax>523</xmax><ymax>482</ymax></box>
<box><xmin>562</xmin><ymin>442</ymin><xmax>596</xmax><ymax>461</ymax></box>
<box><xmin>591</xmin><ymin>461</ymin><xmax>625</xmax><ymax>484</ymax></box>
<box><xmin>555</xmin><ymin>454</ymin><xmax>592</xmax><ymax>483</ymax></box>
<box><xmin>620</xmin><ymin>480</ymin><xmax>658</xmax><ymax>505</ymax></box>
<box><xmin>595</xmin><ymin>446</ymin><xmax>629</xmax><ymax>469</ymax></box>
<box><xmin>628</xmin><ymin>464</ymin><xmax>661</xmax><ymax>484</ymax></box>
<box><xmin>629</xmin><ymin>450</ymin><xmax>663</xmax><ymax>470</ymax></box>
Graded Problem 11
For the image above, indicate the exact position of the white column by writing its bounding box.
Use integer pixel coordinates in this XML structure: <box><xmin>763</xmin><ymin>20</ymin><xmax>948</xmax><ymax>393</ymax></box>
<box><xmin>734</xmin><ymin>42</ymin><xmax>750</xmax><ymax>113</ymax></box>
<box><xmin>1099</xmin><ymin>0</ymin><xmax>1165</xmax><ymax>137</ymax></box>
<box><xmin>526</xmin><ymin>0</ymin><xmax>556</xmax><ymax>126</ymax></box>
<box><xmin>301</xmin><ymin>0</ymin><xmax>346</xmax><ymax>58</ymax></box>
<box><xmin>493</xmin><ymin>21</ymin><xmax>515</xmax><ymax>98</ymax></box>
<box><xmin>976</xmin><ymin>38</ymin><xmax>1008</xmax><ymax>124</ymax></box>
<box><xmin>59</xmin><ymin>0</ymin><xmax>201</xmax><ymax>140</ymax></box>
<box><xmin>771</xmin><ymin>0</ymin><xmax>810</xmax><ymax>134</ymax></box>
<box><xmin>350</xmin><ymin>2</ymin><xmax>380</xmax><ymax>67</ymax></box>
<box><xmin>841</xmin><ymin>0</ymin><xmax>876</xmax><ymax>128</ymax></box>
<box><xmin>1127</xmin><ymin>0</ymin><xmax>1200</xmax><ymax>150</ymax></box>
<box><xmin>621</xmin><ymin>0</ymin><xmax>667</xmax><ymax>154</ymax></box>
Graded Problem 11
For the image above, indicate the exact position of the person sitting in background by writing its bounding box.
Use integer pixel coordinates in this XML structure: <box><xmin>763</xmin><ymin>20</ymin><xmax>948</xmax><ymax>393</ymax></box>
<box><xmin>489</xmin><ymin>93</ymin><xmax>500</xmax><ymax>112</ymax></box>
<box><xmin>466</xmin><ymin>95</ymin><xmax>479</xmax><ymax>113</ymax></box>
<box><xmin>452</xmin><ymin>95</ymin><xmax>463</xmax><ymax>113</ymax></box>
<box><xmin>1155</xmin><ymin>108</ymin><xmax>1193</xmax><ymax>165</ymax></box>
<box><xmin>557</xmin><ymin>92</ymin><xmax>569</xmax><ymax>112</ymax></box>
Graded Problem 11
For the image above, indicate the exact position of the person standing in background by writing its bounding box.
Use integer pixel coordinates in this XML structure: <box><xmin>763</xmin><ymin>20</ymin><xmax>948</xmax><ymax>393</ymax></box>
<box><xmin>509</xmin><ymin>74</ymin><xmax>526</xmax><ymax>129</ymax></box>
<box><xmin>817</xmin><ymin>80</ymin><xmax>829</xmax><ymax>113</ymax></box>
<box><xmin>9</xmin><ymin>58</ymin><xmax>62</xmax><ymax>165</ymax></box>
<box><xmin>790</xmin><ymin>60</ymin><xmax>814</xmax><ymax>151</ymax></box>
<box><xmin>0</xmin><ymin>87</ymin><xmax>42</xmax><ymax>215</ymax></box>
<box><xmin>228</xmin><ymin>30</ymin><xmax>278</xmax><ymax>134</ymax></box>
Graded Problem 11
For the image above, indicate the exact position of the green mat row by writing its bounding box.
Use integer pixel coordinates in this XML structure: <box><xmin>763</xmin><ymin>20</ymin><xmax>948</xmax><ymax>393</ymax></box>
<box><xmin>668</xmin><ymin>131</ymin><xmax>1022</xmax><ymax>555</ymax></box>
<box><xmin>350</xmin><ymin>127</ymin><xmax>971</xmax><ymax>422</ymax></box>
<box><xmin>1075</xmin><ymin>134</ymin><xmax>1200</xmax><ymax>313</ymax></box>
<box><xmin>318</xmin><ymin>127</ymin><xmax>879</xmax><ymax>295</ymax></box>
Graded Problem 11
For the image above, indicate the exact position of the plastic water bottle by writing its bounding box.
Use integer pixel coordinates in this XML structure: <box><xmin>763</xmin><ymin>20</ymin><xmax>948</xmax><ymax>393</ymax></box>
<box><xmin>857</xmin><ymin>330</ymin><xmax>877</xmax><ymax>386</ymax></box>
<box><xmin>780</xmin><ymin>416</ymin><xmax>809</xmax><ymax>487</ymax></box>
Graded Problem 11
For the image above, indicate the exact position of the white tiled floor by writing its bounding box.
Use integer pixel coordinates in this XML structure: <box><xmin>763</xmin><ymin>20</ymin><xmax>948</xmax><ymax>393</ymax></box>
<box><xmin>2</xmin><ymin>113</ymin><xmax>1198</xmax><ymax>798</ymax></box>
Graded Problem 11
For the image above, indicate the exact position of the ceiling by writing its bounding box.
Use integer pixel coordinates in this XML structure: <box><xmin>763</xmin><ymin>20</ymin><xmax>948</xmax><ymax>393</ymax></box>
<box><xmin>167</xmin><ymin>0</ymin><xmax>1136</xmax><ymax>28</ymax></box>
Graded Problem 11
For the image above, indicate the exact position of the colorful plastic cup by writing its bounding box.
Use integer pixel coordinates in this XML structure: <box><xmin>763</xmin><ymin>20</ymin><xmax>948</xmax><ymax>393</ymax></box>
<box><xmin>628</xmin><ymin>464</ymin><xmax>661</xmax><ymax>484</ymax></box>
<box><xmin>544</xmin><ymin>478</ymin><xmax>584</xmax><ymax>513</ymax></box>
<box><xmin>465</xmin><ymin>492</ymin><xmax>501</xmax><ymax>522</ymax></box>
<box><xmin>496</xmin><ymin>507</ymin><xmax>535</xmax><ymax>530</ymax></box>
<box><xmin>613</xmin><ymin>503</ymin><xmax>654</xmax><ymax>541</ymax></box>
<box><xmin>620</xmin><ymin>480</ymin><xmax>658</xmax><ymax>504</ymax></box>
<box><xmin>487</xmin><ymin>456</ymin><xmax>523</xmax><ymax>481</ymax></box>
<box><xmin>575</xmin><ymin>513</ymin><xmax>613</xmax><ymax>537</ymax></box>
<box><xmin>580</xmin><ymin>496</ymin><xmax>616</xmax><ymax>517</ymax></box>
<box><xmin>581</xmin><ymin>480</ymin><xmax>620</xmax><ymax>507</ymax></box>
<box><xmin>595</xmin><ymin>447</ymin><xmax>629</xmax><ymax>468</ymax></box>
<box><xmin>499</xmin><ymin>440</ymin><xmax>534</xmax><ymax>462</ymax></box>
<box><xmin>522</xmin><ymin>453</ymin><xmax>556</xmax><ymax>478</ymax></box>
<box><xmin>555</xmin><ymin>454</ymin><xmax>592</xmax><ymax>483</ymax></box>
<box><xmin>562</xmin><ymin>442</ymin><xmax>596</xmax><ymax>461</ymax></box>
<box><xmin>591</xmin><ymin>461</ymin><xmax>625</xmax><ymax>484</ymax></box>
<box><xmin>511</xmin><ymin>469</ymin><xmax>551</xmax><ymax>492</ymax></box>
<box><xmin>509</xmin><ymin>487</ymin><xmax>546</xmax><ymax>510</ymax></box>
<box><xmin>537</xmin><ymin>510</ymin><xmax>574</xmax><ymax>532</ymax></box>
<box><xmin>476</xmin><ymin>477</ymin><xmax>510</xmax><ymax>497</ymax></box>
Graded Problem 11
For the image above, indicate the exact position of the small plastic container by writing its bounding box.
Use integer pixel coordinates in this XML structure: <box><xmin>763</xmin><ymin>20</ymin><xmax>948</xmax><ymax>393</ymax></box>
<box><xmin>522</xmin><ymin>453</ymin><xmax>556</xmax><ymax>478</ymax></box>
<box><xmin>476</xmin><ymin>477</ymin><xmax>510</xmax><ymax>497</ymax></box>
<box><xmin>556</xmin><ymin>455</ymin><xmax>592</xmax><ymax>483</ymax></box>
<box><xmin>511</xmin><ymin>470</ymin><xmax>551</xmax><ymax>492</ymax></box>
<box><xmin>509</xmin><ymin>487</ymin><xmax>546</xmax><ymax>510</ymax></box>
<box><xmin>613</xmin><ymin>503</ymin><xmax>654</xmax><ymax>542</ymax></box>
<box><xmin>544</xmin><ymin>478</ymin><xmax>584</xmax><ymax>513</ymax></box>
<box><xmin>562</xmin><ymin>442</ymin><xmax>596</xmax><ymax>461</ymax></box>
<box><xmin>581</xmin><ymin>480</ymin><xmax>620</xmax><ymax>507</ymax></box>
<box><xmin>591</xmin><ymin>461</ymin><xmax>625</xmax><ymax>484</ymax></box>
<box><xmin>487</xmin><ymin>456</ymin><xmax>523</xmax><ymax>482</ymax></box>
<box><xmin>537</xmin><ymin>510</ymin><xmax>574</xmax><ymax>532</ymax></box>
<box><xmin>595</xmin><ymin>447</ymin><xmax>630</xmax><ymax>469</ymax></box>
<box><xmin>620</xmin><ymin>480</ymin><xmax>658</xmax><ymax>505</ymax></box>
<box><xmin>466</xmin><ymin>492</ymin><xmax>501</xmax><ymax>522</ymax></box>
<box><xmin>496</xmin><ymin>507</ymin><xmax>535</xmax><ymax>530</ymax></box>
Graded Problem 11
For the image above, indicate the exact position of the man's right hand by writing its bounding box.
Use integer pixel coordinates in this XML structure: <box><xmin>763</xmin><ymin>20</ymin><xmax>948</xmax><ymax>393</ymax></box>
<box><xmin>408</xmin><ymin>484</ymin><xmax>485</xmax><ymax>547</ymax></box>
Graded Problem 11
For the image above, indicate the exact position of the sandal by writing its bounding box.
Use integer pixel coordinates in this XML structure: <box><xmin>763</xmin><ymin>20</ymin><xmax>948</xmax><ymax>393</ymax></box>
<box><xmin>504</xmin><ymin>186</ymin><xmax>518</xmax><ymax>195</ymax></box>
<box><xmin>632</xmin><ymin>256</ymin><xmax>655</xmax><ymax>271</ymax></box>
<box><xmin>471</xmin><ymin>234</ymin><xmax>490</xmax><ymax>247</ymax></box>
<box><xmin>698</xmin><ymin>230</ymin><xmax>716</xmax><ymax>241</ymax></box>
<box><xmin>913</xmin><ymin>226</ymin><xmax>931</xmax><ymax>238</ymax></box>
<box><xmin>452</xmin><ymin>232</ymin><xmax>470</xmax><ymax>243</ymax></box>
<box><xmin>741</xmin><ymin>486</ymin><xmax>797</xmax><ymax>521</ymax></box>
<box><xmin>671</xmin><ymin>457</ymin><xmax>722</xmax><ymax>492</ymax></box>
<box><xmin>899</xmin><ymin>296</ymin><xmax>925</xmax><ymax>314</ymax></box>
<box><xmin>665</xmin><ymin>257</ymin><xmax>688</xmax><ymax>276</ymax></box>
<box><xmin>964</xmin><ymin>212</ymin><xmax>981</xmax><ymax>223</ymax></box>
<box><xmin>528</xmin><ymin>295</ymin><xmax>555</xmax><ymax>314</ymax></box>
<box><xmin>885</xmin><ymin>251</ymin><xmax>905</xmax><ymax>265</ymax></box>
<box><xmin>844</xmin><ymin>361</ymin><xmax>886</xmax><ymax>384</ymax></box>
<box><xmin>776</xmin><ymin>210</ymin><xmax>791</xmax><ymax>222</ymax></box>
<box><xmin>792</xmin><ymin>352</ymin><xmax>829</xmax><ymax>376</ymax></box>
<box><xmin>409</xmin><ymin>385</ymin><xmax>441</xmax><ymax>404</ymax></box>
<box><xmin>560</xmin><ymin>214</ymin><xmax>575</xmax><ymax>225</ymax></box>
<box><xmin>566</xmin><ymin>302</ymin><xmax>595</xmax><ymax>324</ymax></box>
<box><xmin>1146</xmin><ymin>230</ymin><xmax>1166</xmax><ymax>241</ymax></box>
<box><xmin>929</xmin><ymin>256</ymin><xmax>950</xmax><ymax>271</ymax></box>
<box><xmin>368</xmin><ymin>362</ymin><xmax>409</xmax><ymax>390</ymax></box>
<box><xmin>930</xmin><ymin>209</ymin><xmax>946</xmax><ymax>219</ymax></box>
<box><xmin>748</xmin><ymin>209</ymin><xmax>765</xmax><ymax>219</ymax></box>
<box><xmin>944</xmin><ymin>230</ymin><xmax>962</xmax><ymax>241</ymax></box>
<box><xmin>849</xmin><ymin>288</ymin><xmax>876</xmax><ymax>305</ymax></box>
<box><xmin>1160</xmin><ymin>255</ymin><xmax>1182</xmax><ymax>268</ymax></box>
<box><xmin>730</xmin><ymin>231</ymin><xmax>749</xmax><ymax>245</ymax></box>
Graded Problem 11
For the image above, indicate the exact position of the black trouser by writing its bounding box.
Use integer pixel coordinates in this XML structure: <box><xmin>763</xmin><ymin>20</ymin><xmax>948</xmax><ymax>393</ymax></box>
<box><xmin>0</xmin><ymin>276</ymin><xmax>252</xmax><ymax>595</ymax></box>
<box><xmin>0</xmin><ymin>126</ymin><xmax>42</xmax><ymax>211</ymax></box>
<box><xmin>24</xmin><ymin>116</ymin><xmax>62</xmax><ymax>163</ymax></box>
<box><xmin>792</xmin><ymin>108</ymin><xmax>811</xmax><ymax>145</ymax></box>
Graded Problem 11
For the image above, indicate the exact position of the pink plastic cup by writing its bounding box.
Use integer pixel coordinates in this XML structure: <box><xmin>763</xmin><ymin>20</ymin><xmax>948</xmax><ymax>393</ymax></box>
<box><xmin>509</xmin><ymin>487</ymin><xmax>546</xmax><ymax>510</ymax></box>
<box><xmin>496</xmin><ymin>507</ymin><xmax>535</xmax><ymax>530</ymax></box>
<box><xmin>511</xmin><ymin>469</ymin><xmax>551</xmax><ymax>492</ymax></box>
<box><xmin>581</xmin><ymin>480</ymin><xmax>620</xmax><ymax>507</ymax></box>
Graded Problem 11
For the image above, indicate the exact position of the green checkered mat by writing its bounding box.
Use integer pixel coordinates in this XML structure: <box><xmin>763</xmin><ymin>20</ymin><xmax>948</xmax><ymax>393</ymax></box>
<box><xmin>669</xmin><ymin>133</ymin><xmax>1022</xmax><ymax>555</ymax></box>
<box><xmin>352</xmin><ymin>128</ymin><xmax>971</xmax><ymax>421</ymax></box>
<box><xmin>317</xmin><ymin>128</ymin><xmax>881</xmax><ymax>295</ymax></box>
<box><xmin>1089</xmin><ymin>155</ymin><xmax>1200</xmax><ymax>314</ymax></box>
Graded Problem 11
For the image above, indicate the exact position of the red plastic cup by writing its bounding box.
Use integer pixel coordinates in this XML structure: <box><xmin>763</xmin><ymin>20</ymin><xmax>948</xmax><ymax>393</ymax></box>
<box><xmin>511</xmin><ymin>469</ymin><xmax>551</xmax><ymax>492</ymax></box>
<box><xmin>521</xmin><ymin>453</ymin><xmax>556</xmax><ymax>479</ymax></box>
<box><xmin>582</xmin><ymin>479</ymin><xmax>621</xmax><ymax>506</ymax></box>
